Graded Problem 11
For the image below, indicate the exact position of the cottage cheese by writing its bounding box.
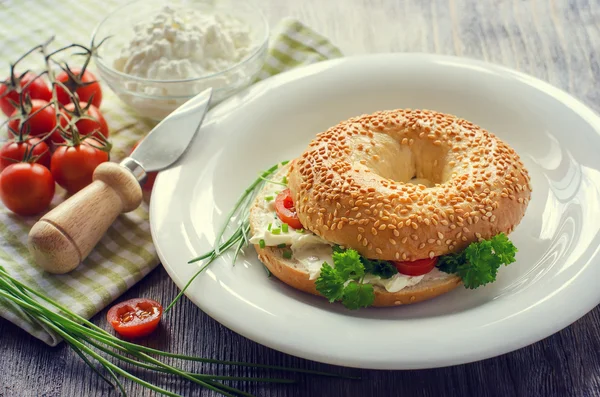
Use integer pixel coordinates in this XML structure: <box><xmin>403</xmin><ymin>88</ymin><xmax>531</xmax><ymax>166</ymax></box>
<box><xmin>113</xmin><ymin>6</ymin><xmax>256</xmax><ymax>97</ymax></box>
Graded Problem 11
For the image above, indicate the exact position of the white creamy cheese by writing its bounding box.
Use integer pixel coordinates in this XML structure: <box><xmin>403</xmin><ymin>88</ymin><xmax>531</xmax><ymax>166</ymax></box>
<box><xmin>113</xmin><ymin>6</ymin><xmax>255</xmax><ymax>96</ymax></box>
<box><xmin>249</xmin><ymin>179</ymin><xmax>426</xmax><ymax>292</ymax></box>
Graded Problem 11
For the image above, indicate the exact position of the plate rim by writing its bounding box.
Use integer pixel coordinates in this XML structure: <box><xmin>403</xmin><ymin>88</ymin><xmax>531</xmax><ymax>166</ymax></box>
<box><xmin>150</xmin><ymin>52</ymin><xmax>600</xmax><ymax>370</ymax></box>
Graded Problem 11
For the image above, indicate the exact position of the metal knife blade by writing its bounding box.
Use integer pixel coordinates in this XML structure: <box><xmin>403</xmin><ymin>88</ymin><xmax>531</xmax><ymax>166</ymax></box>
<box><xmin>121</xmin><ymin>87</ymin><xmax>213</xmax><ymax>182</ymax></box>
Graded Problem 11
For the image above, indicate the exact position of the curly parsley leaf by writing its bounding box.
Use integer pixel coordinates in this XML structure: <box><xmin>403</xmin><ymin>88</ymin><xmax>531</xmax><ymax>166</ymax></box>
<box><xmin>436</xmin><ymin>251</ymin><xmax>465</xmax><ymax>274</ymax></box>
<box><xmin>332</xmin><ymin>249</ymin><xmax>364</xmax><ymax>280</ymax></box>
<box><xmin>315</xmin><ymin>248</ymin><xmax>376</xmax><ymax>309</ymax></box>
<box><xmin>490</xmin><ymin>233</ymin><xmax>518</xmax><ymax>264</ymax></box>
<box><xmin>315</xmin><ymin>263</ymin><xmax>345</xmax><ymax>302</ymax></box>
<box><xmin>341</xmin><ymin>282</ymin><xmax>375</xmax><ymax>310</ymax></box>
<box><xmin>361</xmin><ymin>258</ymin><xmax>398</xmax><ymax>279</ymax></box>
<box><xmin>436</xmin><ymin>233</ymin><xmax>517</xmax><ymax>289</ymax></box>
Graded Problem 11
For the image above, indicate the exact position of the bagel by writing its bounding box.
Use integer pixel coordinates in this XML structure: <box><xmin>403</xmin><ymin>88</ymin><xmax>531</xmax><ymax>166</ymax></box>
<box><xmin>249</xmin><ymin>109</ymin><xmax>531</xmax><ymax>308</ymax></box>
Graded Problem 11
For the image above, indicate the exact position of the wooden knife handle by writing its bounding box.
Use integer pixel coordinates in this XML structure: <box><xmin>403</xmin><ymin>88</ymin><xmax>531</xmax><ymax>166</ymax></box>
<box><xmin>28</xmin><ymin>162</ymin><xmax>143</xmax><ymax>274</ymax></box>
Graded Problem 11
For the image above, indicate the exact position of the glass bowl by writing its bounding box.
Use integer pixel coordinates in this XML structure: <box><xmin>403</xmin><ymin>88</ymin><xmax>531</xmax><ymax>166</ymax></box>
<box><xmin>91</xmin><ymin>0</ymin><xmax>269</xmax><ymax>121</ymax></box>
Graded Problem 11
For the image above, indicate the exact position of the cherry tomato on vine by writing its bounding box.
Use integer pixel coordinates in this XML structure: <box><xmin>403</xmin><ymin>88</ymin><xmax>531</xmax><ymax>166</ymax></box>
<box><xmin>0</xmin><ymin>72</ymin><xmax>52</xmax><ymax>117</ymax></box>
<box><xmin>0</xmin><ymin>137</ymin><xmax>51</xmax><ymax>171</ymax></box>
<box><xmin>56</xmin><ymin>68</ymin><xmax>102</xmax><ymax>108</ymax></box>
<box><xmin>0</xmin><ymin>162</ymin><xmax>55</xmax><ymax>216</ymax></box>
<box><xmin>275</xmin><ymin>188</ymin><xmax>303</xmax><ymax>230</ymax></box>
<box><xmin>393</xmin><ymin>257</ymin><xmax>438</xmax><ymax>276</ymax></box>
<box><xmin>107</xmin><ymin>298</ymin><xmax>163</xmax><ymax>339</ymax></box>
<box><xmin>7</xmin><ymin>99</ymin><xmax>56</xmax><ymax>138</ymax></box>
<box><xmin>131</xmin><ymin>140</ymin><xmax>157</xmax><ymax>190</ymax></box>
<box><xmin>50</xmin><ymin>142</ymin><xmax>109</xmax><ymax>194</ymax></box>
<box><xmin>58</xmin><ymin>102</ymin><xmax>109</xmax><ymax>143</ymax></box>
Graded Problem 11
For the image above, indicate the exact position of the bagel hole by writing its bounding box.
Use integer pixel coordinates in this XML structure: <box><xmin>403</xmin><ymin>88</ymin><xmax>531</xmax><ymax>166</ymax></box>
<box><xmin>350</xmin><ymin>134</ymin><xmax>449</xmax><ymax>187</ymax></box>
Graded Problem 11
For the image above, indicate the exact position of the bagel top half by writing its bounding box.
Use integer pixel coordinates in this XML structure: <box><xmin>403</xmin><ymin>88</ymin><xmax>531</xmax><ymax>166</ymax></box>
<box><xmin>287</xmin><ymin>109</ymin><xmax>532</xmax><ymax>262</ymax></box>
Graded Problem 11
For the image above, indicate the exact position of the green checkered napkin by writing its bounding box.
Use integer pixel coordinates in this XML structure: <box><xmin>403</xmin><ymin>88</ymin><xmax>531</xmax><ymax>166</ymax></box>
<box><xmin>0</xmin><ymin>2</ymin><xmax>342</xmax><ymax>346</ymax></box>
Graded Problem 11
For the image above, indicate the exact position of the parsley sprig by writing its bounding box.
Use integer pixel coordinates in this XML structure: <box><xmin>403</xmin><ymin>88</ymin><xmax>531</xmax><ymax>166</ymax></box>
<box><xmin>315</xmin><ymin>249</ymin><xmax>375</xmax><ymax>310</ymax></box>
<box><xmin>437</xmin><ymin>233</ymin><xmax>517</xmax><ymax>289</ymax></box>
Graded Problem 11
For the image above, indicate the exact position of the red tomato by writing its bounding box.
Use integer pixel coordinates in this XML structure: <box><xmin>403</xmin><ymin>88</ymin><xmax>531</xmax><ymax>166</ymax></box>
<box><xmin>131</xmin><ymin>140</ymin><xmax>157</xmax><ymax>190</ymax></box>
<box><xmin>7</xmin><ymin>99</ymin><xmax>57</xmax><ymax>138</ymax></box>
<box><xmin>0</xmin><ymin>72</ymin><xmax>52</xmax><ymax>116</ymax></box>
<box><xmin>0</xmin><ymin>163</ymin><xmax>55</xmax><ymax>216</ymax></box>
<box><xmin>59</xmin><ymin>102</ymin><xmax>109</xmax><ymax>143</ymax></box>
<box><xmin>0</xmin><ymin>138</ymin><xmax>51</xmax><ymax>171</ymax></box>
<box><xmin>394</xmin><ymin>257</ymin><xmax>438</xmax><ymax>276</ymax></box>
<box><xmin>56</xmin><ymin>68</ymin><xmax>102</xmax><ymax>108</ymax></box>
<box><xmin>50</xmin><ymin>142</ymin><xmax>109</xmax><ymax>194</ymax></box>
<box><xmin>107</xmin><ymin>298</ymin><xmax>163</xmax><ymax>339</ymax></box>
<box><xmin>275</xmin><ymin>188</ymin><xmax>303</xmax><ymax>230</ymax></box>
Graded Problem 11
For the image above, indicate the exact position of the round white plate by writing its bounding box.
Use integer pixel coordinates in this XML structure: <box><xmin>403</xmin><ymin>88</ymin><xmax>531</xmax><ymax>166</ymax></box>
<box><xmin>150</xmin><ymin>53</ymin><xmax>600</xmax><ymax>370</ymax></box>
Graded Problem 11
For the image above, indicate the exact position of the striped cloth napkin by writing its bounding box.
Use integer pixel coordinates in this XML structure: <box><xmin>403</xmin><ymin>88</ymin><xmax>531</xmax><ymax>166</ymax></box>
<box><xmin>0</xmin><ymin>1</ymin><xmax>342</xmax><ymax>346</ymax></box>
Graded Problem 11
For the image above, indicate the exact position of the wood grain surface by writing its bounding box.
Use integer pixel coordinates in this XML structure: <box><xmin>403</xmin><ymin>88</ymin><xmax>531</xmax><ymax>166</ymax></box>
<box><xmin>2</xmin><ymin>0</ymin><xmax>600</xmax><ymax>396</ymax></box>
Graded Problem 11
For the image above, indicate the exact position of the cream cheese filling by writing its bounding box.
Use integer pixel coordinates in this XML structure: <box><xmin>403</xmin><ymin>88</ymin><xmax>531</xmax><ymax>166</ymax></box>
<box><xmin>249</xmin><ymin>181</ymin><xmax>426</xmax><ymax>292</ymax></box>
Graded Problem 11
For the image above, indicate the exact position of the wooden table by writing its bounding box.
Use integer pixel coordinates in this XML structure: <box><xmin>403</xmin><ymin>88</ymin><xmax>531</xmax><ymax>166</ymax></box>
<box><xmin>2</xmin><ymin>0</ymin><xmax>600</xmax><ymax>396</ymax></box>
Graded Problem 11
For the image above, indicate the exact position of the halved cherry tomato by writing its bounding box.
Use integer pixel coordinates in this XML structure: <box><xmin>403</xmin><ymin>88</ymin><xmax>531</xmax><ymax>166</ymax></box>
<box><xmin>0</xmin><ymin>137</ymin><xmax>51</xmax><ymax>171</ymax></box>
<box><xmin>0</xmin><ymin>162</ymin><xmax>55</xmax><ymax>216</ymax></box>
<box><xmin>393</xmin><ymin>257</ymin><xmax>438</xmax><ymax>276</ymax></box>
<box><xmin>7</xmin><ymin>99</ymin><xmax>56</xmax><ymax>138</ymax></box>
<box><xmin>56</xmin><ymin>68</ymin><xmax>102</xmax><ymax>108</ymax></box>
<box><xmin>0</xmin><ymin>72</ymin><xmax>52</xmax><ymax>116</ymax></box>
<box><xmin>275</xmin><ymin>188</ymin><xmax>303</xmax><ymax>230</ymax></box>
<box><xmin>131</xmin><ymin>140</ymin><xmax>156</xmax><ymax>190</ymax></box>
<box><xmin>107</xmin><ymin>298</ymin><xmax>163</xmax><ymax>339</ymax></box>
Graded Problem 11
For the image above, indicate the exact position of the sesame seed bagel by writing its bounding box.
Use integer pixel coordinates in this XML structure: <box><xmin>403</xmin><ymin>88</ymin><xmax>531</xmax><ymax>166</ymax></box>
<box><xmin>248</xmin><ymin>164</ymin><xmax>462</xmax><ymax>307</ymax></box>
<box><xmin>287</xmin><ymin>109</ymin><xmax>531</xmax><ymax>261</ymax></box>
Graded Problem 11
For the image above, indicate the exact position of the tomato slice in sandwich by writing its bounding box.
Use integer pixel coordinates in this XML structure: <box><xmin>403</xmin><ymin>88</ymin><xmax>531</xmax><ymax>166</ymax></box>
<box><xmin>393</xmin><ymin>257</ymin><xmax>438</xmax><ymax>276</ymax></box>
<box><xmin>275</xmin><ymin>188</ymin><xmax>303</xmax><ymax>230</ymax></box>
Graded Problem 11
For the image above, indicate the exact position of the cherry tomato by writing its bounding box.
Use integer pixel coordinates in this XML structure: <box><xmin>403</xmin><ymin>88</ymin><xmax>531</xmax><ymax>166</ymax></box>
<box><xmin>131</xmin><ymin>140</ymin><xmax>157</xmax><ymax>190</ymax></box>
<box><xmin>0</xmin><ymin>137</ymin><xmax>51</xmax><ymax>171</ymax></box>
<box><xmin>56</xmin><ymin>68</ymin><xmax>102</xmax><ymax>108</ymax></box>
<box><xmin>7</xmin><ymin>99</ymin><xmax>56</xmax><ymax>138</ymax></box>
<box><xmin>50</xmin><ymin>142</ymin><xmax>109</xmax><ymax>194</ymax></box>
<box><xmin>0</xmin><ymin>72</ymin><xmax>52</xmax><ymax>116</ymax></box>
<box><xmin>275</xmin><ymin>188</ymin><xmax>303</xmax><ymax>230</ymax></box>
<box><xmin>59</xmin><ymin>102</ymin><xmax>109</xmax><ymax>143</ymax></box>
<box><xmin>107</xmin><ymin>298</ymin><xmax>163</xmax><ymax>339</ymax></box>
<box><xmin>393</xmin><ymin>257</ymin><xmax>438</xmax><ymax>276</ymax></box>
<box><xmin>0</xmin><ymin>163</ymin><xmax>55</xmax><ymax>216</ymax></box>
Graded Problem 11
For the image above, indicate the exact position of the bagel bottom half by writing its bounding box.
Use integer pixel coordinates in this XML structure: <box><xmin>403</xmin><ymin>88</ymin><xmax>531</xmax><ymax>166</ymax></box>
<box><xmin>253</xmin><ymin>244</ymin><xmax>462</xmax><ymax>307</ymax></box>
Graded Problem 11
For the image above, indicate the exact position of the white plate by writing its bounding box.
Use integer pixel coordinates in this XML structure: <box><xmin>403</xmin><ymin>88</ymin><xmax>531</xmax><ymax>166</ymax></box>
<box><xmin>150</xmin><ymin>53</ymin><xmax>600</xmax><ymax>370</ymax></box>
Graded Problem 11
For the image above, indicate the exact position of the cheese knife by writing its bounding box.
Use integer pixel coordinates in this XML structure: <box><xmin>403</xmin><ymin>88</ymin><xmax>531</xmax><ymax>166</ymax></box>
<box><xmin>28</xmin><ymin>88</ymin><xmax>213</xmax><ymax>274</ymax></box>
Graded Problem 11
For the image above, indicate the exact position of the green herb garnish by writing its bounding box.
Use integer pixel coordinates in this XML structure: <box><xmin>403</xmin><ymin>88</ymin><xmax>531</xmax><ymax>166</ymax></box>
<box><xmin>296</xmin><ymin>229</ymin><xmax>304</xmax><ymax>234</ymax></box>
<box><xmin>267</xmin><ymin>223</ymin><xmax>272</xmax><ymax>231</ymax></box>
<box><xmin>332</xmin><ymin>245</ymin><xmax>397</xmax><ymax>279</ymax></box>
<box><xmin>437</xmin><ymin>233</ymin><xmax>517</xmax><ymax>289</ymax></box>
<box><xmin>281</xmin><ymin>176</ymin><xmax>288</xmax><ymax>184</ymax></box>
<box><xmin>265</xmin><ymin>195</ymin><xmax>273</xmax><ymax>202</ymax></box>
<box><xmin>271</xmin><ymin>228</ymin><xmax>281</xmax><ymax>235</ymax></box>
<box><xmin>315</xmin><ymin>249</ymin><xmax>375</xmax><ymax>310</ymax></box>
<box><xmin>277</xmin><ymin>243</ymin><xmax>287</xmax><ymax>248</ymax></box>
<box><xmin>283</xmin><ymin>250</ymin><xmax>293</xmax><ymax>259</ymax></box>
<box><xmin>259</xmin><ymin>239</ymin><xmax>266</xmax><ymax>249</ymax></box>
<box><xmin>281</xmin><ymin>223</ymin><xmax>289</xmax><ymax>233</ymax></box>
<box><xmin>361</xmin><ymin>257</ymin><xmax>398</xmax><ymax>279</ymax></box>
